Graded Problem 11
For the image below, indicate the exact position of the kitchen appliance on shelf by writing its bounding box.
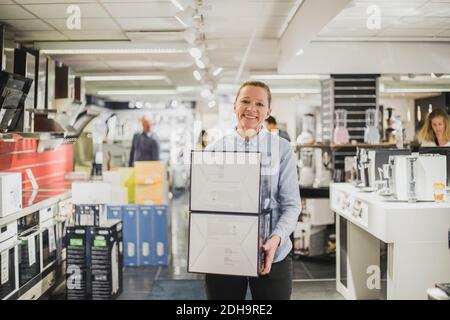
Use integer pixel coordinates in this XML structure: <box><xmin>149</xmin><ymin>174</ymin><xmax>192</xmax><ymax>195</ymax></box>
<box><xmin>367</xmin><ymin>149</ymin><xmax>412</xmax><ymax>190</ymax></box>
<box><xmin>17</xmin><ymin>211</ymin><xmax>41</xmax><ymax>287</ymax></box>
<box><xmin>389</xmin><ymin>154</ymin><xmax>447</xmax><ymax>201</ymax></box>
<box><xmin>296</xmin><ymin>113</ymin><xmax>315</xmax><ymax>144</ymax></box>
<box><xmin>0</xmin><ymin>222</ymin><xmax>19</xmax><ymax>300</ymax></box>
<box><xmin>333</xmin><ymin>109</ymin><xmax>350</xmax><ymax>145</ymax></box>
<box><xmin>364</xmin><ymin>109</ymin><xmax>380</xmax><ymax>144</ymax></box>
<box><xmin>298</xmin><ymin>148</ymin><xmax>315</xmax><ymax>187</ymax></box>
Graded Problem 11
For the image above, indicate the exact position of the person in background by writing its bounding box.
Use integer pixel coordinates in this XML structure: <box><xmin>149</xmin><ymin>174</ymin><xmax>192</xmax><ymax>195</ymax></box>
<box><xmin>129</xmin><ymin>114</ymin><xmax>160</xmax><ymax>166</ymax></box>
<box><xmin>205</xmin><ymin>80</ymin><xmax>301</xmax><ymax>300</ymax></box>
<box><xmin>418</xmin><ymin>108</ymin><xmax>450</xmax><ymax>146</ymax></box>
<box><xmin>197</xmin><ymin>129</ymin><xmax>209</xmax><ymax>150</ymax></box>
<box><xmin>265</xmin><ymin>115</ymin><xmax>291</xmax><ymax>142</ymax></box>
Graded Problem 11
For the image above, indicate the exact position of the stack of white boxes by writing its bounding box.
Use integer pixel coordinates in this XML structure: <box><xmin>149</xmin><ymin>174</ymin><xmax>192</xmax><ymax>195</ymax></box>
<box><xmin>188</xmin><ymin>151</ymin><xmax>271</xmax><ymax>277</ymax></box>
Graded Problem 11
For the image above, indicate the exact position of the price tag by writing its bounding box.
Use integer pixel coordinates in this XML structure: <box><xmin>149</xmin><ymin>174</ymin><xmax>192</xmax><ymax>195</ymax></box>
<box><xmin>48</xmin><ymin>227</ymin><xmax>56</xmax><ymax>253</ymax></box>
<box><xmin>1</xmin><ymin>250</ymin><xmax>9</xmax><ymax>285</ymax></box>
<box><xmin>28</xmin><ymin>235</ymin><xmax>36</xmax><ymax>266</ymax></box>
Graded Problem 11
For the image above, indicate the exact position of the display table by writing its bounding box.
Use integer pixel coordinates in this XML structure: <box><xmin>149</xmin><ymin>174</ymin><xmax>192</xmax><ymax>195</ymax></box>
<box><xmin>330</xmin><ymin>183</ymin><xmax>450</xmax><ymax>300</ymax></box>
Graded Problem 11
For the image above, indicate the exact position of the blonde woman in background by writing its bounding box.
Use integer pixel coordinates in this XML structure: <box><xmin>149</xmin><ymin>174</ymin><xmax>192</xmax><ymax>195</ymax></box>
<box><xmin>418</xmin><ymin>108</ymin><xmax>450</xmax><ymax>147</ymax></box>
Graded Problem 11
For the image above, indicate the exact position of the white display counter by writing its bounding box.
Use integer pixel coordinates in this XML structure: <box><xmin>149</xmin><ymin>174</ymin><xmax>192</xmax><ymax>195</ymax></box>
<box><xmin>330</xmin><ymin>183</ymin><xmax>450</xmax><ymax>300</ymax></box>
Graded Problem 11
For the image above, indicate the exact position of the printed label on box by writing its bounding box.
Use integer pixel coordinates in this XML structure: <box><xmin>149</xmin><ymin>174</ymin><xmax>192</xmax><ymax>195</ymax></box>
<box><xmin>28</xmin><ymin>235</ymin><xmax>36</xmax><ymax>266</ymax></box>
<box><xmin>1</xmin><ymin>250</ymin><xmax>9</xmax><ymax>285</ymax></box>
<box><xmin>142</xmin><ymin>242</ymin><xmax>150</xmax><ymax>257</ymax></box>
<box><xmin>49</xmin><ymin>226</ymin><xmax>56</xmax><ymax>253</ymax></box>
<box><xmin>127</xmin><ymin>242</ymin><xmax>135</xmax><ymax>257</ymax></box>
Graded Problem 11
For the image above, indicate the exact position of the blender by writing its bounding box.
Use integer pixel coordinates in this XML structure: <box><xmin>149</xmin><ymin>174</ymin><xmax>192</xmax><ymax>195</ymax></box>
<box><xmin>333</xmin><ymin>109</ymin><xmax>350</xmax><ymax>144</ymax></box>
<box><xmin>364</xmin><ymin>109</ymin><xmax>380</xmax><ymax>144</ymax></box>
<box><xmin>298</xmin><ymin>149</ymin><xmax>315</xmax><ymax>187</ymax></box>
<box><xmin>296</xmin><ymin>113</ymin><xmax>315</xmax><ymax>144</ymax></box>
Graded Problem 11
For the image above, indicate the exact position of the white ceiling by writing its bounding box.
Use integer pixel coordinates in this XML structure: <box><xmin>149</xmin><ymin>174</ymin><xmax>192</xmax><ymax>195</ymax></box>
<box><xmin>0</xmin><ymin>0</ymin><xmax>449</xmax><ymax>101</ymax></box>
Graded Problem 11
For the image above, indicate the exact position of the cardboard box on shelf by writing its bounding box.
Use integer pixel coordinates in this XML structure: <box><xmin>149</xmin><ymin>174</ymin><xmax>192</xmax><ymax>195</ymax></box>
<box><xmin>135</xmin><ymin>183</ymin><xmax>167</xmax><ymax>205</ymax></box>
<box><xmin>134</xmin><ymin>161</ymin><xmax>165</xmax><ymax>185</ymax></box>
<box><xmin>0</xmin><ymin>172</ymin><xmax>22</xmax><ymax>218</ymax></box>
<box><xmin>72</xmin><ymin>182</ymin><xmax>112</xmax><ymax>205</ymax></box>
<box><xmin>111</xmin><ymin>167</ymin><xmax>135</xmax><ymax>204</ymax></box>
<box><xmin>138</xmin><ymin>206</ymin><xmax>153</xmax><ymax>266</ymax></box>
<box><xmin>122</xmin><ymin>205</ymin><xmax>139</xmax><ymax>266</ymax></box>
<box><xmin>153</xmin><ymin>205</ymin><xmax>169</xmax><ymax>265</ymax></box>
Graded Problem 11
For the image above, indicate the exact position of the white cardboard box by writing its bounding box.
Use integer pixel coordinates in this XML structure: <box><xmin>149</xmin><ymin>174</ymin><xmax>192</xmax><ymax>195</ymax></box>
<box><xmin>188</xmin><ymin>212</ymin><xmax>269</xmax><ymax>277</ymax></box>
<box><xmin>190</xmin><ymin>151</ymin><xmax>261</xmax><ymax>214</ymax></box>
<box><xmin>0</xmin><ymin>172</ymin><xmax>22</xmax><ymax>218</ymax></box>
<box><xmin>71</xmin><ymin>182</ymin><xmax>112</xmax><ymax>205</ymax></box>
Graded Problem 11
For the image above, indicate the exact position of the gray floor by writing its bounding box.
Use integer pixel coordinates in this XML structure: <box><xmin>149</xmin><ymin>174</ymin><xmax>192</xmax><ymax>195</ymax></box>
<box><xmin>117</xmin><ymin>190</ymin><xmax>343</xmax><ymax>300</ymax></box>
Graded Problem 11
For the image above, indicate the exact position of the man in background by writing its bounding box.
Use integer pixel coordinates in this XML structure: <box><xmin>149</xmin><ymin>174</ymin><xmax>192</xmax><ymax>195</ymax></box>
<box><xmin>265</xmin><ymin>115</ymin><xmax>291</xmax><ymax>142</ymax></box>
<box><xmin>129</xmin><ymin>114</ymin><xmax>160</xmax><ymax>166</ymax></box>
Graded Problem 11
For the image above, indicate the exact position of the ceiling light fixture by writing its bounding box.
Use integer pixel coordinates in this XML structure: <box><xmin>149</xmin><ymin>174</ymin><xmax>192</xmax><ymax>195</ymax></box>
<box><xmin>189</xmin><ymin>47</ymin><xmax>202</xmax><ymax>59</ymax></box>
<box><xmin>277</xmin><ymin>0</ymin><xmax>305</xmax><ymax>38</ymax></box>
<box><xmin>250</xmin><ymin>74</ymin><xmax>325</xmax><ymax>80</ymax></box>
<box><xmin>170</xmin><ymin>0</ymin><xmax>185</xmax><ymax>11</ymax></box>
<box><xmin>98</xmin><ymin>89</ymin><xmax>177</xmax><ymax>95</ymax></box>
<box><xmin>41</xmin><ymin>48</ymin><xmax>185</xmax><ymax>55</ymax></box>
<box><xmin>193</xmin><ymin>70</ymin><xmax>202</xmax><ymax>81</ymax></box>
<box><xmin>271</xmin><ymin>88</ymin><xmax>320</xmax><ymax>94</ymax></box>
<box><xmin>296</xmin><ymin>49</ymin><xmax>304</xmax><ymax>56</ymax></box>
<box><xmin>175</xmin><ymin>15</ymin><xmax>188</xmax><ymax>28</ymax></box>
<box><xmin>213</xmin><ymin>67</ymin><xmax>223</xmax><ymax>77</ymax></box>
<box><xmin>84</xmin><ymin>75</ymin><xmax>166</xmax><ymax>81</ymax></box>
<box><xmin>195</xmin><ymin>59</ymin><xmax>206</xmax><ymax>69</ymax></box>
<box><xmin>208</xmin><ymin>100</ymin><xmax>217</xmax><ymax>108</ymax></box>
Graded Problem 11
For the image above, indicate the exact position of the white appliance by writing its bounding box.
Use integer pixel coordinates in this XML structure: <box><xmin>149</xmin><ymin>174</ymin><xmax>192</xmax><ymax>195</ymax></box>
<box><xmin>0</xmin><ymin>222</ymin><xmax>18</xmax><ymax>300</ymax></box>
<box><xmin>391</xmin><ymin>154</ymin><xmax>447</xmax><ymax>201</ymax></box>
<box><xmin>0</xmin><ymin>172</ymin><xmax>22</xmax><ymax>218</ymax></box>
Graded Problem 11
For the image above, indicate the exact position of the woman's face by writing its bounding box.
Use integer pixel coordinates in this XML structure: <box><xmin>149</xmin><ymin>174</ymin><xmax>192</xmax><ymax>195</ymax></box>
<box><xmin>234</xmin><ymin>85</ymin><xmax>271</xmax><ymax>132</ymax></box>
<box><xmin>431</xmin><ymin>116</ymin><xmax>445</xmax><ymax>137</ymax></box>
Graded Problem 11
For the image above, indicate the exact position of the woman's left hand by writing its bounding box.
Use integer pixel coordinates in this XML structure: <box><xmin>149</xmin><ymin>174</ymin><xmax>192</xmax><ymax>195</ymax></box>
<box><xmin>260</xmin><ymin>235</ymin><xmax>281</xmax><ymax>275</ymax></box>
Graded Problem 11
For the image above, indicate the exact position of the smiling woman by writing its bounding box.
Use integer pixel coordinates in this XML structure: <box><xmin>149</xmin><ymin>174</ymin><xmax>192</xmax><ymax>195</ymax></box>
<box><xmin>204</xmin><ymin>80</ymin><xmax>301</xmax><ymax>300</ymax></box>
<box><xmin>234</xmin><ymin>81</ymin><xmax>272</xmax><ymax>140</ymax></box>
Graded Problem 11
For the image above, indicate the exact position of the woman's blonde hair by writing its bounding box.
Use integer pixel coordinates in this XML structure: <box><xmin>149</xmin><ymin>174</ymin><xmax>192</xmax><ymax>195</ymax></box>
<box><xmin>417</xmin><ymin>108</ymin><xmax>450</xmax><ymax>143</ymax></box>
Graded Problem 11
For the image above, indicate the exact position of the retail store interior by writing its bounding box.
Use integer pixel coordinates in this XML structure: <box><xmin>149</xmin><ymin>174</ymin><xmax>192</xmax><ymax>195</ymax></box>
<box><xmin>0</xmin><ymin>0</ymin><xmax>449</xmax><ymax>301</ymax></box>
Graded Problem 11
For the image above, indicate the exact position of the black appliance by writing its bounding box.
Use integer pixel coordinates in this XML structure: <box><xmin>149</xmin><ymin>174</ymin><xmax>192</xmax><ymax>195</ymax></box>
<box><xmin>0</xmin><ymin>70</ymin><xmax>33</xmax><ymax>132</ymax></box>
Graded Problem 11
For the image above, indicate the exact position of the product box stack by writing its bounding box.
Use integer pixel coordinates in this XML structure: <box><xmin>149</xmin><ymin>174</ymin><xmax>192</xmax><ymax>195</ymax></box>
<box><xmin>134</xmin><ymin>161</ymin><xmax>168</xmax><ymax>205</ymax></box>
<box><xmin>188</xmin><ymin>151</ymin><xmax>272</xmax><ymax>277</ymax></box>
<box><xmin>106</xmin><ymin>204</ymin><xmax>169</xmax><ymax>267</ymax></box>
<box><xmin>65</xmin><ymin>220</ymin><xmax>123</xmax><ymax>300</ymax></box>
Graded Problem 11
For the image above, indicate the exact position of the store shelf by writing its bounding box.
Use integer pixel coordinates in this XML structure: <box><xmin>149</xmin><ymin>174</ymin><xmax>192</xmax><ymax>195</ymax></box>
<box><xmin>0</xmin><ymin>189</ymin><xmax>71</xmax><ymax>227</ymax></box>
<box><xmin>296</xmin><ymin>143</ymin><xmax>396</xmax><ymax>150</ymax></box>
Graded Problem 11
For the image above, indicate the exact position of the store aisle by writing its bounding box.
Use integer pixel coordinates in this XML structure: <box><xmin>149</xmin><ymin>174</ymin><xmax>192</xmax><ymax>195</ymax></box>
<box><xmin>116</xmin><ymin>190</ymin><xmax>342</xmax><ymax>300</ymax></box>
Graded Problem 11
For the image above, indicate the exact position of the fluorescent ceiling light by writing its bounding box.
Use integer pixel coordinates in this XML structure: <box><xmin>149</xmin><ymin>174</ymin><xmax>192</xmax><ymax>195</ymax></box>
<box><xmin>213</xmin><ymin>67</ymin><xmax>223</xmax><ymax>77</ymax></box>
<box><xmin>84</xmin><ymin>75</ymin><xmax>166</xmax><ymax>81</ymax></box>
<box><xmin>208</xmin><ymin>100</ymin><xmax>217</xmax><ymax>108</ymax></box>
<box><xmin>278</xmin><ymin>0</ymin><xmax>304</xmax><ymax>38</ymax></box>
<box><xmin>175</xmin><ymin>15</ymin><xmax>188</xmax><ymax>28</ymax></box>
<box><xmin>195</xmin><ymin>59</ymin><xmax>205</xmax><ymax>69</ymax></box>
<box><xmin>296</xmin><ymin>49</ymin><xmax>304</xmax><ymax>56</ymax></box>
<box><xmin>193</xmin><ymin>70</ymin><xmax>202</xmax><ymax>81</ymax></box>
<box><xmin>271</xmin><ymin>88</ymin><xmax>320</xmax><ymax>94</ymax></box>
<box><xmin>189</xmin><ymin>47</ymin><xmax>202</xmax><ymax>59</ymax></box>
<box><xmin>250</xmin><ymin>74</ymin><xmax>324</xmax><ymax>80</ymax></box>
<box><xmin>170</xmin><ymin>0</ymin><xmax>184</xmax><ymax>11</ymax></box>
<box><xmin>382</xmin><ymin>88</ymin><xmax>450</xmax><ymax>93</ymax></box>
<box><xmin>97</xmin><ymin>90</ymin><xmax>177</xmax><ymax>95</ymax></box>
<box><xmin>42</xmin><ymin>48</ymin><xmax>185</xmax><ymax>55</ymax></box>
<box><xmin>176</xmin><ymin>86</ymin><xmax>197</xmax><ymax>93</ymax></box>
